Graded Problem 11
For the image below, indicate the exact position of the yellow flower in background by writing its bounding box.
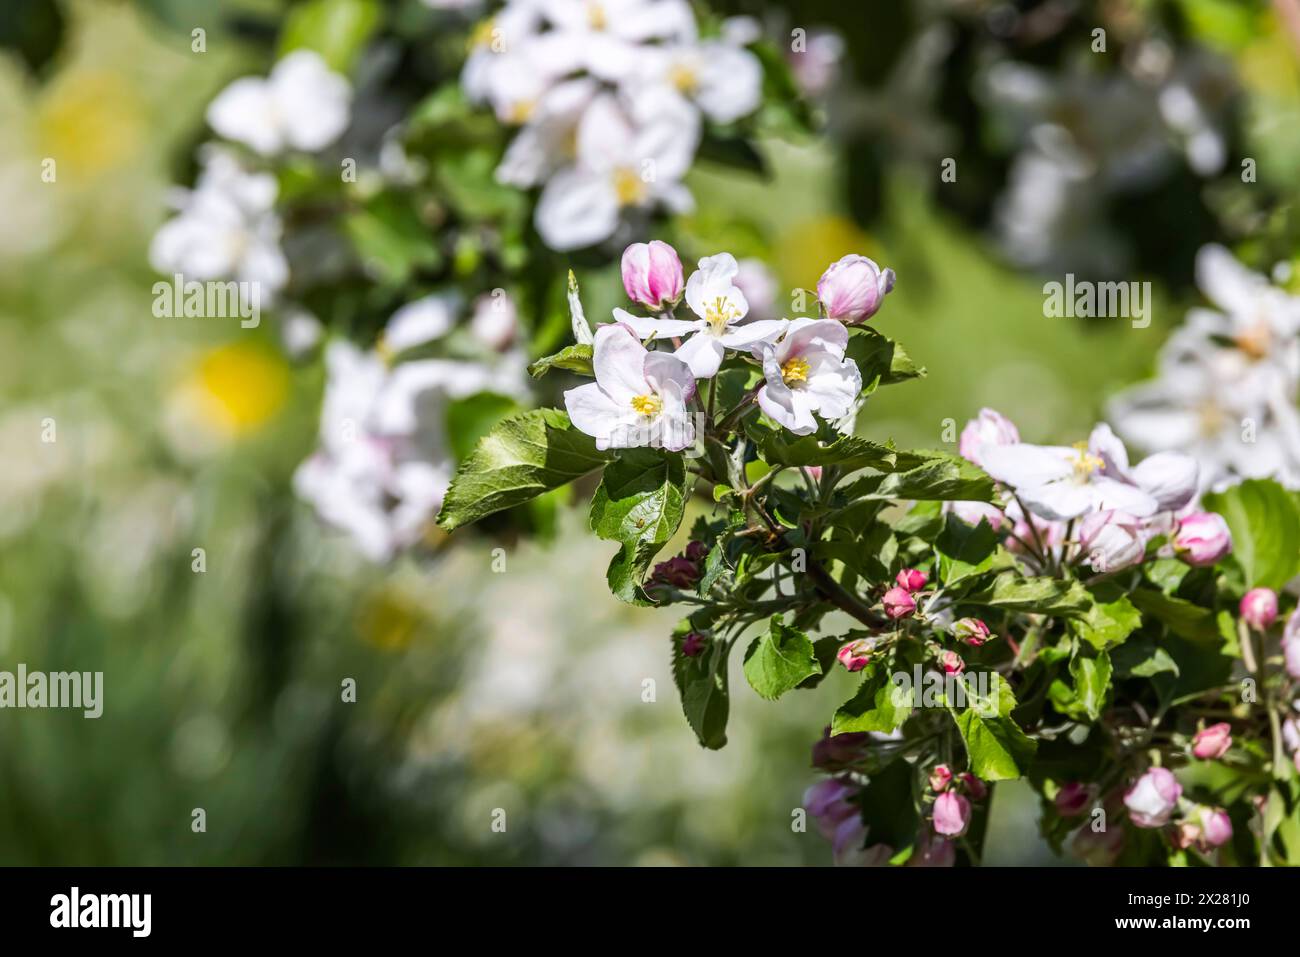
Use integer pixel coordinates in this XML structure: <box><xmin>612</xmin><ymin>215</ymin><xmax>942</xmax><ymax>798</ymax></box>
<box><xmin>170</xmin><ymin>342</ymin><xmax>289</xmax><ymax>444</ymax></box>
<box><xmin>35</xmin><ymin>68</ymin><xmax>144</xmax><ymax>180</ymax></box>
<box><xmin>776</xmin><ymin>215</ymin><xmax>881</xmax><ymax>290</ymax></box>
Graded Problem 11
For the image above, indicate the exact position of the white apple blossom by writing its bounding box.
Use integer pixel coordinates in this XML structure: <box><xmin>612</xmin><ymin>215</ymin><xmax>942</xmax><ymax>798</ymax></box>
<box><xmin>207</xmin><ymin>50</ymin><xmax>351</xmax><ymax>157</ymax></box>
<box><xmin>534</xmin><ymin>91</ymin><xmax>698</xmax><ymax>250</ymax></box>
<box><xmin>564</xmin><ymin>322</ymin><xmax>697</xmax><ymax>451</ymax></box>
<box><xmin>756</xmin><ymin>318</ymin><xmax>862</xmax><ymax>436</ymax></box>
<box><xmin>463</xmin><ymin>0</ymin><xmax>764</xmax><ymax>250</ymax></box>
<box><xmin>149</xmin><ymin>147</ymin><xmax>288</xmax><ymax>298</ymax></box>
<box><xmin>611</xmin><ymin>253</ymin><xmax>786</xmax><ymax>378</ymax></box>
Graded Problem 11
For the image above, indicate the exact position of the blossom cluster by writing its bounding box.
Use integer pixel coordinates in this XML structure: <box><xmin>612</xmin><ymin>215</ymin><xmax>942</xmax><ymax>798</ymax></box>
<box><xmin>462</xmin><ymin>0</ymin><xmax>765</xmax><ymax>250</ymax></box>
<box><xmin>563</xmin><ymin>241</ymin><xmax>894</xmax><ymax>448</ymax></box>
<box><xmin>1108</xmin><ymin>245</ymin><xmax>1300</xmax><ymax>491</ymax></box>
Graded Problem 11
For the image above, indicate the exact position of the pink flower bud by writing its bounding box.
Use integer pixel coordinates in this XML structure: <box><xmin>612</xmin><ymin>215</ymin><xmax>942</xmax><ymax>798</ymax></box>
<box><xmin>882</xmin><ymin>586</ymin><xmax>916</xmax><ymax>619</ymax></box>
<box><xmin>803</xmin><ymin>778</ymin><xmax>856</xmax><ymax>825</ymax></box>
<box><xmin>958</xmin><ymin>772</ymin><xmax>988</xmax><ymax>801</ymax></box>
<box><xmin>816</xmin><ymin>254</ymin><xmax>895</xmax><ymax>323</ymax></box>
<box><xmin>1123</xmin><ymin>767</ymin><xmax>1182</xmax><ymax>828</ymax></box>
<box><xmin>681</xmin><ymin>632</ymin><xmax>707</xmax><ymax>658</ymax></box>
<box><xmin>831</xmin><ymin>815</ymin><xmax>867</xmax><ymax>862</ymax></box>
<box><xmin>1200</xmin><ymin>808</ymin><xmax>1233</xmax><ymax>848</ymax></box>
<box><xmin>684</xmin><ymin>540</ymin><xmax>709</xmax><ymax>564</ymax></box>
<box><xmin>1191</xmin><ymin>722</ymin><xmax>1232</xmax><ymax>760</ymax></box>
<box><xmin>958</xmin><ymin>408</ymin><xmax>1020</xmax><ymax>467</ymax></box>
<box><xmin>651</xmin><ymin>556</ymin><xmax>699</xmax><ymax>589</ymax></box>
<box><xmin>952</xmin><ymin>617</ymin><xmax>991</xmax><ymax>646</ymax></box>
<box><xmin>1071</xmin><ymin>822</ymin><xmax>1124</xmax><ymax>866</ymax></box>
<box><xmin>811</xmin><ymin>725</ymin><xmax>870</xmax><ymax>769</ymax></box>
<box><xmin>909</xmin><ymin>830</ymin><xmax>955</xmax><ymax>867</ymax></box>
<box><xmin>621</xmin><ymin>241</ymin><xmax>684</xmax><ymax>311</ymax></box>
<box><xmin>803</xmin><ymin>465</ymin><xmax>823</xmax><ymax>482</ymax></box>
<box><xmin>929</xmin><ymin>764</ymin><xmax>953</xmax><ymax>792</ymax></box>
<box><xmin>932</xmin><ymin>791</ymin><xmax>971</xmax><ymax>837</ymax></box>
<box><xmin>895</xmin><ymin>568</ymin><xmax>928</xmax><ymax>592</ymax></box>
<box><xmin>836</xmin><ymin>638</ymin><xmax>876</xmax><ymax>673</ymax></box>
<box><xmin>1055</xmin><ymin>781</ymin><xmax>1094</xmax><ymax>817</ymax></box>
<box><xmin>1172</xmin><ymin>512</ymin><xmax>1232</xmax><ymax>567</ymax></box>
<box><xmin>940</xmin><ymin>649</ymin><xmax>965</xmax><ymax>675</ymax></box>
<box><xmin>1239</xmin><ymin>587</ymin><xmax>1278</xmax><ymax>631</ymax></box>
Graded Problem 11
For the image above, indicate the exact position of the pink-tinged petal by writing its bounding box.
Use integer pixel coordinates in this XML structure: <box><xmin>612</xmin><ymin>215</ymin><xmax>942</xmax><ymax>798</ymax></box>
<box><xmin>564</xmin><ymin>381</ymin><xmax>631</xmax><ymax>450</ymax></box>
<box><xmin>672</xmin><ymin>331</ymin><xmax>725</xmax><ymax>379</ymax></box>
<box><xmin>610</xmin><ymin>307</ymin><xmax>700</xmax><ymax>339</ymax></box>
<box><xmin>803</xmin><ymin>360</ymin><xmax>861</xmax><ymax>420</ymax></box>
<box><xmin>592</xmin><ymin>323</ymin><xmax>652</xmax><ymax>403</ymax></box>
<box><xmin>644</xmin><ymin>350</ymin><xmax>698</xmax><ymax>403</ymax></box>
<box><xmin>978</xmin><ymin>443</ymin><xmax>1075</xmax><ymax>488</ymax></box>
<box><xmin>1088</xmin><ymin>422</ymin><xmax>1130</xmax><ymax>476</ymax></box>
<box><xmin>1089</xmin><ymin>476</ymin><xmax>1159</xmax><ymax>517</ymax></box>
<box><xmin>1017</xmin><ymin>481</ymin><xmax>1096</xmax><ymax>521</ymax></box>
<box><xmin>716</xmin><ymin>318</ymin><xmax>787</xmax><ymax>348</ymax></box>
<box><xmin>779</xmin><ymin>317</ymin><xmax>848</xmax><ymax>361</ymax></box>
<box><xmin>535</xmin><ymin>166</ymin><xmax>619</xmax><ymax>250</ymax></box>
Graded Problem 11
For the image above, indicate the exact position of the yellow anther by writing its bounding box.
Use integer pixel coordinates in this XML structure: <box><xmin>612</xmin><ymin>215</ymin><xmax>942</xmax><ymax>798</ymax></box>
<box><xmin>631</xmin><ymin>394</ymin><xmax>662</xmax><ymax>417</ymax></box>
<box><xmin>587</xmin><ymin>2</ymin><xmax>607</xmax><ymax>30</ymax></box>
<box><xmin>705</xmin><ymin>296</ymin><xmax>737</xmax><ymax>333</ymax></box>
<box><xmin>669</xmin><ymin>63</ymin><xmax>699</xmax><ymax>95</ymax></box>
<box><xmin>1071</xmin><ymin>441</ymin><xmax>1105</xmax><ymax>477</ymax></box>
<box><xmin>613</xmin><ymin>167</ymin><xmax>648</xmax><ymax>206</ymax></box>
<box><xmin>781</xmin><ymin>357</ymin><xmax>811</xmax><ymax>385</ymax></box>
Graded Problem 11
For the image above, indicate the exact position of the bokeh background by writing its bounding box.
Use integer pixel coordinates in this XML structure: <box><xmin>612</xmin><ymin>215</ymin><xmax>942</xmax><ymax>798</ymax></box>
<box><xmin>1</xmin><ymin>0</ymin><xmax>1296</xmax><ymax>864</ymax></box>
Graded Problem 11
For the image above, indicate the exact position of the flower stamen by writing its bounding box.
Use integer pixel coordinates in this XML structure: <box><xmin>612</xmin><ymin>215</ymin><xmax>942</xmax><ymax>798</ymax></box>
<box><xmin>1070</xmin><ymin>440</ymin><xmax>1105</xmax><ymax>478</ymax></box>
<box><xmin>631</xmin><ymin>394</ymin><xmax>662</xmax><ymax>417</ymax></box>
<box><xmin>781</xmin><ymin>356</ymin><xmax>810</xmax><ymax>385</ymax></box>
<box><xmin>613</xmin><ymin>167</ymin><xmax>647</xmax><ymax>207</ymax></box>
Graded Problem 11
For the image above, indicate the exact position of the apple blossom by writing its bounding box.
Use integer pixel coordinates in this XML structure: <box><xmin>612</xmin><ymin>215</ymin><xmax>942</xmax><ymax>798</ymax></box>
<box><xmin>929</xmin><ymin>765</ymin><xmax>953</xmax><ymax>792</ymax></box>
<box><xmin>1284</xmin><ymin>637</ymin><xmax>1300</xmax><ymax>680</ymax></box>
<box><xmin>836</xmin><ymin>638</ymin><xmax>876</xmax><ymax>673</ymax></box>
<box><xmin>932</xmin><ymin>791</ymin><xmax>971</xmax><ymax>837</ymax></box>
<box><xmin>816</xmin><ymin>254</ymin><xmax>896</xmax><ymax>323</ymax></box>
<box><xmin>1239</xmin><ymin>587</ymin><xmax>1278</xmax><ymax>631</ymax></box>
<box><xmin>756</xmin><ymin>318</ymin><xmax>863</xmax><ymax>435</ymax></box>
<box><xmin>958</xmin><ymin>408</ymin><xmax>1020</xmax><ymax>467</ymax></box>
<box><xmin>958</xmin><ymin>773</ymin><xmax>988</xmax><ymax>800</ymax></box>
<box><xmin>621</xmin><ymin>241</ymin><xmax>684</xmax><ymax>311</ymax></box>
<box><xmin>564</xmin><ymin>323</ymin><xmax>697</xmax><ymax>451</ymax></box>
<box><xmin>614</xmin><ymin>253</ymin><xmax>786</xmax><ymax>378</ymax></box>
<box><xmin>1172</xmin><ymin>511</ymin><xmax>1232</xmax><ymax>566</ymax></box>
<box><xmin>882</xmin><ymin>586</ymin><xmax>916</xmax><ymax>619</ymax></box>
<box><xmin>979</xmin><ymin>425</ymin><xmax>1161</xmax><ymax>521</ymax></box>
<box><xmin>1078</xmin><ymin>509</ymin><xmax>1147</xmax><ymax>573</ymax></box>
<box><xmin>1124</xmin><ymin>767</ymin><xmax>1182</xmax><ymax>828</ymax></box>
<box><xmin>952</xmin><ymin>618</ymin><xmax>991</xmax><ymax>646</ymax></box>
<box><xmin>940</xmin><ymin>650</ymin><xmax>965</xmax><ymax>675</ymax></box>
<box><xmin>895</xmin><ymin>568</ymin><xmax>928</xmax><ymax>592</ymax></box>
<box><xmin>1191</xmin><ymin>722</ymin><xmax>1232</xmax><ymax>760</ymax></box>
<box><xmin>207</xmin><ymin>51</ymin><xmax>351</xmax><ymax>157</ymax></box>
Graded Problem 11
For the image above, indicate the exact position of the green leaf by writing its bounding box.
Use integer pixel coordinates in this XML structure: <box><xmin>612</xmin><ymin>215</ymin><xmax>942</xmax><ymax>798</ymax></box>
<box><xmin>1111</xmin><ymin>636</ymin><xmax>1180</xmax><ymax>678</ymax></box>
<box><xmin>971</xmin><ymin>573</ymin><xmax>1092</xmax><ymax>618</ymax></box>
<box><xmin>832</xmin><ymin>665</ymin><xmax>912</xmax><ymax>734</ymax></box>
<box><xmin>280</xmin><ymin>0</ymin><xmax>380</xmax><ymax>74</ymax></box>
<box><xmin>528</xmin><ymin>344</ymin><xmax>593</xmax><ymax>378</ymax></box>
<box><xmin>841</xmin><ymin>451</ymin><xmax>995</xmax><ymax>502</ymax></box>
<box><xmin>671</xmin><ymin>626</ymin><xmax>730</xmax><ymax>750</ymax></box>
<box><xmin>746</xmin><ymin>421</ymin><xmax>899</xmax><ymax>471</ymax></box>
<box><xmin>1069</xmin><ymin>650</ymin><xmax>1112</xmax><ymax>720</ymax></box>
<box><xmin>437</xmin><ymin>409</ymin><xmax>613</xmax><ymax>532</ymax></box>
<box><xmin>951</xmin><ymin>677</ymin><xmax>1036</xmax><ymax>781</ymax></box>
<box><xmin>846</xmin><ymin>328</ymin><xmax>925</xmax><ymax>387</ymax></box>
<box><xmin>1068</xmin><ymin>595</ymin><xmax>1140</xmax><ymax>651</ymax></box>
<box><xmin>1129</xmin><ymin>587</ymin><xmax>1220</xmax><ymax>643</ymax></box>
<box><xmin>444</xmin><ymin>393</ymin><xmax>522</xmax><ymax>462</ymax></box>
<box><xmin>935</xmin><ymin>513</ymin><xmax>1000</xmax><ymax>585</ymax></box>
<box><xmin>1203</xmin><ymin>478</ymin><xmax>1300</xmax><ymax>590</ymax></box>
<box><xmin>589</xmin><ymin>449</ymin><xmax>687</xmax><ymax>603</ymax></box>
<box><xmin>855</xmin><ymin>759</ymin><xmax>920</xmax><ymax>850</ymax></box>
<box><xmin>742</xmin><ymin>616</ymin><xmax>822</xmax><ymax>701</ymax></box>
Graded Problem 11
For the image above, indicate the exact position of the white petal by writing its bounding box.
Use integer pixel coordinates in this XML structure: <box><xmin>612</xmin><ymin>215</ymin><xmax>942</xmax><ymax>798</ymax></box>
<box><xmin>535</xmin><ymin>166</ymin><xmax>620</xmax><ymax>250</ymax></box>
<box><xmin>207</xmin><ymin>78</ymin><xmax>282</xmax><ymax>156</ymax></box>
<box><xmin>592</xmin><ymin>322</ymin><xmax>651</xmax><ymax>403</ymax></box>
<box><xmin>979</xmin><ymin>443</ymin><xmax>1075</xmax><ymax>488</ymax></box>
<box><xmin>610</xmin><ymin>307</ymin><xmax>699</xmax><ymax>339</ymax></box>
<box><xmin>564</xmin><ymin>381</ymin><xmax>632</xmax><ymax>450</ymax></box>
<box><xmin>671</xmin><ymin>331</ymin><xmax>724</xmax><ymax>379</ymax></box>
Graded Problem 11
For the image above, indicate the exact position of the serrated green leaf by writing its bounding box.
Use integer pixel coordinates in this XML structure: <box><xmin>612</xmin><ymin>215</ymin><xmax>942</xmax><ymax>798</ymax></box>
<box><xmin>935</xmin><ymin>512</ymin><xmax>1000</xmax><ymax>585</ymax></box>
<box><xmin>1069</xmin><ymin>650</ymin><xmax>1112</xmax><ymax>720</ymax></box>
<box><xmin>671</xmin><ymin>626</ymin><xmax>730</xmax><ymax>750</ymax></box>
<box><xmin>528</xmin><ymin>344</ymin><xmax>593</xmax><ymax>378</ymax></box>
<box><xmin>742</xmin><ymin>616</ymin><xmax>821</xmax><ymax>701</ymax></box>
<box><xmin>846</xmin><ymin>327</ymin><xmax>924</xmax><ymax>386</ymax></box>
<box><xmin>437</xmin><ymin>409</ymin><xmax>612</xmax><ymax>531</ymax></box>
<box><xmin>951</xmin><ymin>677</ymin><xmax>1036</xmax><ymax>781</ymax></box>
<box><xmin>972</xmin><ymin>573</ymin><xmax>1093</xmax><ymax>618</ymax></box>
<box><xmin>1203</xmin><ymin>478</ymin><xmax>1300</xmax><ymax>590</ymax></box>
<box><xmin>832</xmin><ymin>665</ymin><xmax>912</xmax><ymax>734</ymax></box>
<box><xmin>841</xmin><ymin>452</ymin><xmax>995</xmax><ymax>502</ymax></box>
<box><xmin>1068</xmin><ymin>595</ymin><xmax>1140</xmax><ymax>651</ymax></box>
<box><xmin>589</xmin><ymin>449</ymin><xmax>687</xmax><ymax>603</ymax></box>
<box><xmin>1129</xmin><ymin>587</ymin><xmax>1220</xmax><ymax>643</ymax></box>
